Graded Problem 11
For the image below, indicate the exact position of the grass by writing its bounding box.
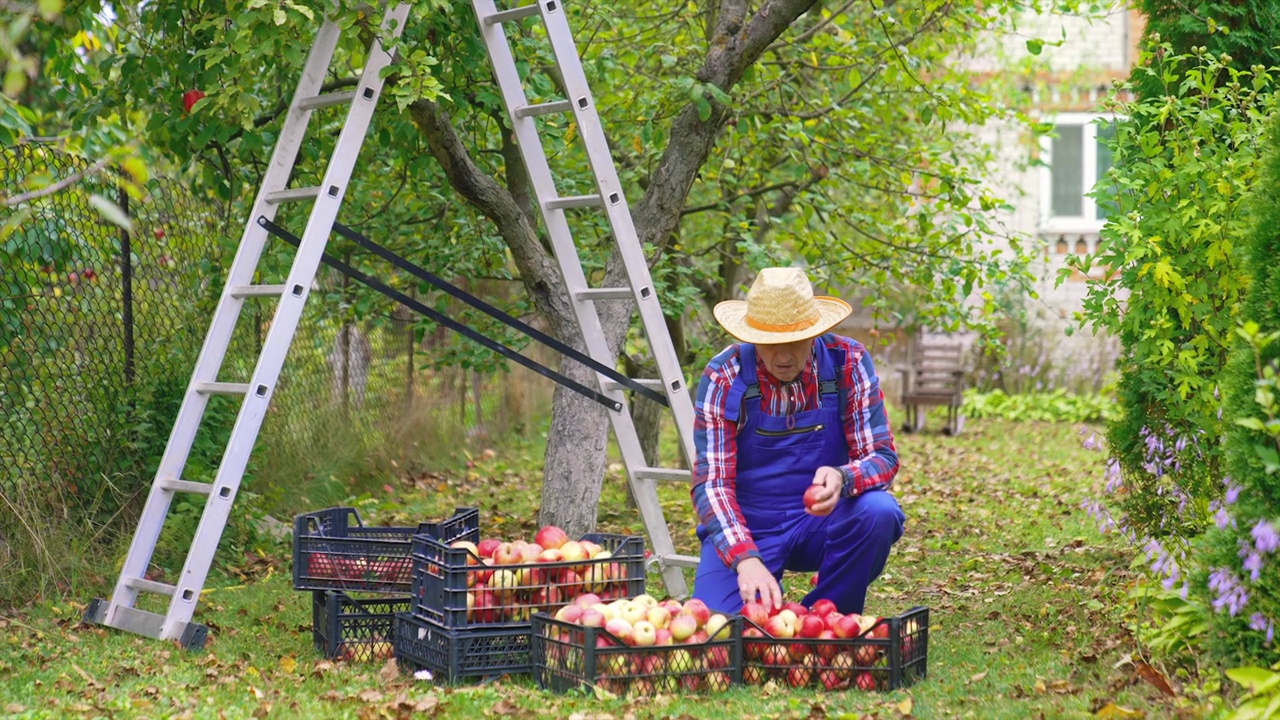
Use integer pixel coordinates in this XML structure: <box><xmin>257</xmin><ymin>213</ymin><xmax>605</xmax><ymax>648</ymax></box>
<box><xmin>0</xmin><ymin>415</ymin><xmax>1206</xmax><ymax>719</ymax></box>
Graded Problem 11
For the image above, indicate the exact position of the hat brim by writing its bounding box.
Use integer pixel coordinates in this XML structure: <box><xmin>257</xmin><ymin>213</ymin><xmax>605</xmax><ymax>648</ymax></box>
<box><xmin>713</xmin><ymin>296</ymin><xmax>853</xmax><ymax>345</ymax></box>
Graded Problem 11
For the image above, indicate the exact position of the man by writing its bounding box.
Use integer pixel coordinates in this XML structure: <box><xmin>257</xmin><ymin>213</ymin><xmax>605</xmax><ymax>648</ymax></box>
<box><xmin>691</xmin><ymin>266</ymin><xmax>904</xmax><ymax>614</ymax></box>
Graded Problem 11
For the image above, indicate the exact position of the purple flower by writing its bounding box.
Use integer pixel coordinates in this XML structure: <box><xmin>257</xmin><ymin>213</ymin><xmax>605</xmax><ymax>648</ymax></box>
<box><xmin>1083</xmin><ymin>433</ymin><xmax>1098</xmax><ymax>451</ymax></box>
<box><xmin>1209</xmin><ymin>568</ymin><xmax>1250</xmax><ymax>616</ymax></box>
<box><xmin>1253</xmin><ymin>520</ymin><xmax>1278</xmax><ymax>554</ymax></box>
<box><xmin>1250</xmin><ymin>613</ymin><xmax>1275</xmax><ymax>647</ymax></box>
<box><xmin>1105</xmin><ymin>459</ymin><xmax>1123</xmax><ymax>493</ymax></box>
<box><xmin>1224</xmin><ymin>478</ymin><xmax>1240</xmax><ymax>505</ymax></box>
<box><xmin>1243</xmin><ymin>552</ymin><xmax>1264</xmax><ymax>582</ymax></box>
<box><xmin>1213</xmin><ymin>505</ymin><xmax>1234</xmax><ymax>530</ymax></box>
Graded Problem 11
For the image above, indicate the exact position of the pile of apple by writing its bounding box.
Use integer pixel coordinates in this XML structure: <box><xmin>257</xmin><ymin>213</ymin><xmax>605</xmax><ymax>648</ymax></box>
<box><xmin>306</xmin><ymin>552</ymin><xmax>410</xmax><ymax>586</ymax></box>
<box><xmin>542</xmin><ymin>593</ymin><xmax>735</xmax><ymax>695</ymax></box>
<box><xmin>441</xmin><ymin>525</ymin><xmax>634</xmax><ymax>624</ymax></box>
<box><xmin>741</xmin><ymin>598</ymin><xmax>893</xmax><ymax>691</ymax></box>
<box><xmin>334</xmin><ymin>639</ymin><xmax>394</xmax><ymax>662</ymax></box>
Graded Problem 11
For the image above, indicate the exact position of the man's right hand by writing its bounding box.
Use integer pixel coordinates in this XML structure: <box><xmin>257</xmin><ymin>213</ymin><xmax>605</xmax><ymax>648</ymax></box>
<box><xmin>736</xmin><ymin>557</ymin><xmax>782</xmax><ymax>611</ymax></box>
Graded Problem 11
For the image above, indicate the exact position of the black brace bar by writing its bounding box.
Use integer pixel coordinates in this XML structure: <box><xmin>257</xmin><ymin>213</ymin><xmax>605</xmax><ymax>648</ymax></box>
<box><xmin>330</xmin><ymin>221</ymin><xmax>669</xmax><ymax>408</ymax></box>
<box><xmin>257</xmin><ymin>216</ymin><xmax>623</xmax><ymax>412</ymax></box>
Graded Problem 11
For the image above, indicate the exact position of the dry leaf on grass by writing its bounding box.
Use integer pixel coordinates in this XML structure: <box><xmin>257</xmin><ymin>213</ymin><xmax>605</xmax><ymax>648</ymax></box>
<box><xmin>1134</xmin><ymin>661</ymin><xmax>1176</xmax><ymax>697</ymax></box>
<box><xmin>1095</xmin><ymin>703</ymin><xmax>1145</xmax><ymax>719</ymax></box>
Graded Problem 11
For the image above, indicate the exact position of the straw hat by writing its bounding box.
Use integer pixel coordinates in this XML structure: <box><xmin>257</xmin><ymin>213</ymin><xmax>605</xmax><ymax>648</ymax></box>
<box><xmin>713</xmin><ymin>267</ymin><xmax>852</xmax><ymax>345</ymax></box>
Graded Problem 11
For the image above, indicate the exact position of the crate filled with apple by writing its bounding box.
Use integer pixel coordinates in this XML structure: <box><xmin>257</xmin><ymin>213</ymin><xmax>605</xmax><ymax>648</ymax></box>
<box><xmin>394</xmin><ymin>611</ymin><xmax>532</xmax><ymax>684</ymax></box>
<box><xmin>293</xmin><ymin>506</ymin><xmax>479</xmax><ymax>593</ymax></box>
<box><xmin>410</xmin><ymin>521</ymin><xmax>646</xmax><ymax>629</ymax></box>
<box><xmin>532</xmin><ymin>594</ymin><xmax>742</xmax><ymax>697</ymax></box>
<box><xmin>312</xmin><ymin>590</ymin><xmax>408</xmax><ymax>662</ymax></box>
<box><xmin>740</xmin><ymin>599</ymin><xmax>928</xmax><ymax>691</ymax></box>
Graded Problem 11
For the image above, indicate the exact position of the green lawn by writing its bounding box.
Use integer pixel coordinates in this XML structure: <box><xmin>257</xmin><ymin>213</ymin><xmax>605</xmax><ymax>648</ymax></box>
<box><xmin>0</xmin><ymin>417</ymin><xmax>1199</xmax><ymax>719</ymax></box>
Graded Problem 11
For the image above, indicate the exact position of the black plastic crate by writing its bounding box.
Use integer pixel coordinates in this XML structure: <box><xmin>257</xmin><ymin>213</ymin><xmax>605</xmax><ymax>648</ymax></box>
<box><xmin>293</xmin><ymin>506</ymin><xmax>478</xmax><ymax>593</ymax></box>
<box><xmin>740</xmin><ymin>606</ymin><xmax>928</xmax><ymax>691</ymax></box>
<box><xmin>392</xmin><ymin>612</ymin><xmax>531</xmax><ymax>683</ymax></box>
<box><xmin>533</xmin><ymin>612</ymin><xmax>742</xmax><ymax>697</ymax></box>
<box><xmin>312</xmin><ymin>590</ymin><xmax>410</xmax><ymax>662</ymax></box>
<box><xmin>409</xmin><ymin>529</ymin><xmax>645</xmax><ymax>629</ymax></box>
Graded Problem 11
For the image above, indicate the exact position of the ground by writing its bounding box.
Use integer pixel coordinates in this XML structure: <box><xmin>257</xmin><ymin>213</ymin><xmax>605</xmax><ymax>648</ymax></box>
<box><xmin>0</xmin><ymin>417</ymin><xmax>1203</xmax><ymax>719</ymax></box>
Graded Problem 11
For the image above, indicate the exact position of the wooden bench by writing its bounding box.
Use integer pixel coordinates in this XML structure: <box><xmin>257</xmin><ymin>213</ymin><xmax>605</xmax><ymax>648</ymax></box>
<box><xmin>896</xmin><ymin>335</ymin><xmax>965</xmax><ymax>435</ymax></box>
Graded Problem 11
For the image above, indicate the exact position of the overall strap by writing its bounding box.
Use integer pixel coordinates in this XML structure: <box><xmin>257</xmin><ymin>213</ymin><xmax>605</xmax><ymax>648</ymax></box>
<box><xmin>723</xmin><ymin>343</ymin><xmax>760</xmax><ymax>424</ymax></box>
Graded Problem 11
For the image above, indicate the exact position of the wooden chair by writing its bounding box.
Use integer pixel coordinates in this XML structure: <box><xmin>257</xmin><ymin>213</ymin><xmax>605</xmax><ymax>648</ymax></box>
<box><xmin>896</xmin><ymin>334</ymin><xmax>966</xmax><ymax>435</ymax></box>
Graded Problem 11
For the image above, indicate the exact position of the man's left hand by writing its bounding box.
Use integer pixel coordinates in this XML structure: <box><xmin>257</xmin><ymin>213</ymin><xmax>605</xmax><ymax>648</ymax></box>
<box><xmin>805</xmin><ymin>466</ymin><xmax>843</xmax><ymax>516</ymax></box>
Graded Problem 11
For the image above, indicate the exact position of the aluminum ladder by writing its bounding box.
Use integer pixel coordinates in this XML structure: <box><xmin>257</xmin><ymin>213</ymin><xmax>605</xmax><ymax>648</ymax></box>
<box><xmin>471</xmin><ymin>0</ymin><xmax>699</xmax><ymax>596</ymax></box>
<box><xmin>86</xmin><ymin>4</ymin><xmax>411</xmax><ymax>647</ymax></box>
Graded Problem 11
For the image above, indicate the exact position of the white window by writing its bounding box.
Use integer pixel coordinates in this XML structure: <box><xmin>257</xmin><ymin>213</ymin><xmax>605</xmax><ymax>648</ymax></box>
<box><xmin>1039</xmin><ymin>113</ymin><xmax>1118</xmax><ymax>233</ymax></box>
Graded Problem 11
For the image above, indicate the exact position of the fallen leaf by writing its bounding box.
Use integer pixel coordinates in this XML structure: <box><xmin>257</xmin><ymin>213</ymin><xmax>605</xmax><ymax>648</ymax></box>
<box><xmin>5</xmin><ymin>705</ymin><xmax>25</xmax><ymax>714</ymax></box>
<box><xmin>412</xmin><ymin>696</ymin><xmax>439</xmax><ymax>712</ymax></box>
<box><xmin>897</xmin><ymin>697</ymin><xmax>914</xmax><ymax>715</ymax></box>
<box><xmin>249</xmin><ymin>685</ymin><xmax>264</xmax><ymax>700</ymax></box>
<box><xmin>1034</xmin><ymin>678</ymin><xmax>1047</xmax><ymax>693</ymax></box>
<box><xmin>969</xmin><ymin>671</ymin><xmax>988</xmax><ymax>684</ymax></box>
<box><xmin>279</xmin><ymin>656</ymin><xmax>297</xmax><ymax>673</ymax></box>
<box><xmin>1134</xmin><ymin>661</ymin><xmax>1176</xmax><ymax>697</ymax></box>
<box><xmin>1095</xmin><ymin>703</ymin><xmax>1145</xmax><ymax>719</ymax></box>
<box><xmin>356</xmin><ymin>688</ymin><xmax>383</xmax><ymax>703</ymax></box>
<box><xmin>378</xmin><ymin>657</ymin><xmax>400</xmax><ymax>684</ymax></box>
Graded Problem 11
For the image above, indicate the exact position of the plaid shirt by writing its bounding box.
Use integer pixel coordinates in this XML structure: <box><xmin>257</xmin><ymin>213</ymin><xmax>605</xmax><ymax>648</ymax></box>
<box><xmin>691</xmin><ymin>334</ymin><xmax>899</xmax><ymax>570</ymax></box>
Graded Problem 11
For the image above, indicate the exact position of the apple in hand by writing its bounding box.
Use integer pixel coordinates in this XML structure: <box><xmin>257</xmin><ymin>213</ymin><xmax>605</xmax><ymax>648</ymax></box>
<box><xmin>804</xmin><ymin>483</ymin><xmax>833</xmax><ymax>516</ymax></box>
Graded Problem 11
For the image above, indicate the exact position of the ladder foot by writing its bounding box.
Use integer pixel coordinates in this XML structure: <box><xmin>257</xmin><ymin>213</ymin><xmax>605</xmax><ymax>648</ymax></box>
<box><xmin>84</xmin><ymin>597</ymin><xmax>108</xmax><ymax>625</ymax></box>
<box><xmin>180</xmin><ymin>622</ymin><xmax>209</xmax><ymax>651</ymax></box>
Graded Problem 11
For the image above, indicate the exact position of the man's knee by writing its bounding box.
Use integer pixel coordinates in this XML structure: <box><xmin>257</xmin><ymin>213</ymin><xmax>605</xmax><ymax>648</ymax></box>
<box><xmin>832</xmin><ymin>490</ymin><xmax>904</xmax><ymax>539</ymax></box>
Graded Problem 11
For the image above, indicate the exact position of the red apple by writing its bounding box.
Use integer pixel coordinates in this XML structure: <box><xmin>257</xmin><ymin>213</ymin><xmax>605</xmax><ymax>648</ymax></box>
<box><xmin>476</xmin><ymin>538</ymin><xmax>502</xmax><ymax>559</ymax></box>
<box><xmin>580</xmin><ymin>608</ymin><xmax>606</xmax><ymax>628</ymax></box>
<box><xmin>814</xmin><ymin>630</ymin><xmax>839</xmax><ymax>662</ymax></box>
<box><xmin>646</xmin><ymin>605</ymin><xmax>672</xmax><ymax>630</ymax></box>
<box><xmin>781</xmin><ymin>601</ymin><xmax>809</xmax><ymax>617</ymax></box>
<box><xmin>654</xmin><ymin>628</ymin><xmax>673</xmax><ymax>646</ymax></box>
<box><xmin>534</xmin><ymin>525</ymin><xmax>570</xmax><ymax>550</ymax></box>
<box><xmin>706</xmin><ymin>671</ymin><xmax>731</xmax><ymax>692</ymax></box>
<box><xmin>492</xmin><ymin>542</ymin><xmax>523</xmax><ymax>565</ymax></box>
<box><xmin>854</xmin><ymin>641</ymin><xmax>880</xmax><ymax>665</ymax></box>
<box><xmin>810</xmin><ymin>598</ymin><xmax>838</xmax><ymax>618</ymax></box>
<box><xmin>744</xmin><ymin>665</ymin><xmax>767</xmax><ymax>685</ymax></box>
<box><xmin>604</xmin><ymin>618</ymin><xmax>634</xmax><ymax>645</ymax></box>
<box><xmin>743</xmin><ymin>628</ymin><xmax>767</xmax><ymax>661</ymax></box>
<box><xmin>742</xmin><ymin>601</ymin><xmax>770</xmax><ymax>628</ymax></box>
<box><xmin>811</xmin><ymin>573</ymin><xmax>819</xmax><ymax>587</ymax></box>
<box><xmin>787</xmin><ymin>662</ymin><xmax>813</xmax><ymax>688</ymax></box>
<box><xmin>799</xmin><ymin>615</ymin><xmax>825</xmax><ymax>639</ymax></box>
<box><xmin>669</xmin><ymin>614</ymin><xmax>697</xmax><ymax>642</ymax></box>
<box><xmin>833</xmin><ymin>614</ymin><xmax>861</xmax><ymax>640</ymax></box>
<box><xmin>681</xmin><ymin>599</ymin><xmax>711</xmax><ymax>628</ymax></box>
<box><xmin>819</xmin><ymin>666</ymin><xmax>845</xmax><ymax>690</ymax></box>
<box><xmin>182</xmin><ymin>88</ymin><xmax>205</xmax><ymax>113</ymax></box>
<box><xmin>763</xmin><ymin>615</ymin><xmax>794</xmax><ymax>639</ymax></box>
<box><xmin>574</xmin><ymin>592</ymin><xmax>602</xmax><ymax>609</ymax></box>
<box><xmin>803</xmin><ymin>484</ymin><xmax>832</xmax><ymax>516</ymax></box>
<box><xmin>704</xmin><ymin>645</ymin><xmax>730</xmax><ymax>670</ymax></box>
<box><xmin>560</xmin><ymin>540</ymin><xmax>588</xmax><ymax>566</ymax></box>
<box><xmin>855</xmin><ymin>671</ymin><xmax>876</xmax><ymax>691</ymax></box>
<box><xmin>555</xmin><ymin>604</ymin><xmax>583</xmax><ymax>623</ymax></box>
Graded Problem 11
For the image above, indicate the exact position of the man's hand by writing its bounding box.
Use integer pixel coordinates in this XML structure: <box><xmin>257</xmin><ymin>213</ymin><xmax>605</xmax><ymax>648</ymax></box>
<box><xmin>736</xmin><ymin>557</ymin><xmax>782</xmax><ymax>611</ymax></box>
<box><xmin>805</xmin><ymin>466</ymin><xmax>843</xmax><ymax>517</ymax></box>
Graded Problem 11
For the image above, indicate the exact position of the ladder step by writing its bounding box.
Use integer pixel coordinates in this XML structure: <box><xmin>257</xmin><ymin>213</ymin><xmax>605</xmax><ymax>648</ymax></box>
<box><xmin>265</xmin><ymin>186</ymin><xmax>321</xmax><ymax>204</ymax></box>
<box><xmin>515</xmin><ymin>99</ymin><xmax>573</xmax><ymax>118</ymax></box>
<box><xmin>194</xmin><ymin>382</ymin><xmax>250</xmax><ymax>396</ymax></box>
<box><xmin>546</xmin><ymin>194</ymin><xmax>603</xmax><ymax>211</ymax></box>
<box><xmin>576</xmin><ymin>288</ymin><xmax>633</xmax><ymax>301</ymax></box>
<box><xmin>109</xmin><ymin>605</ymin><xmax>166</xmax><ymax>639</ymax></box>
<box><xmin>634</xmin><ymin>466</ymin><xmax>692</xmax><ymax>482</ymax></box>
<box><xmin>483</xmin><ymin>3</ymin><xmax>540</xmax><ymax>25</ymax></box>
<box><xmin>125</xmin><ymin>577</ymin><xmax>178</xmax><ymax>597</ymax></box>
<box><xmin>603</xmin><ymin>378</ymin><xmax>664</xmax><ymax>392</ymax></box>
<box><xmin>229</xmin><ymin>284</ymin><xmax>287</xmax><ymax>299</ymax></box>
<box><xmin>158</xmin><ymin>478</ymin><xmax>215</xmax><ymax>495</ymax></box>
<box><xmin>655</xmin><ymin>553</ymin><xmax>700</xmax><ymax>568</ymax></box>
<box><xmin>297</xmin><ymin>89</ymin><xmax>358</xmax><ymax>111</ymax></box>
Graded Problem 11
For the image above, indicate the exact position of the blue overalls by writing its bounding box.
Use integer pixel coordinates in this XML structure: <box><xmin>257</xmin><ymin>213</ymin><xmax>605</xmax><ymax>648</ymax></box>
<box><xmin>692</xmin><ymin>340</ymin><xmax>906</xmax><ymax>614</ymax></box>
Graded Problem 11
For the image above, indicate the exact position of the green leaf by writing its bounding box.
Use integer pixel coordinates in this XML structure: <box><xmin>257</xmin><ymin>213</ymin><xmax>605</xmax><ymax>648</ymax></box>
<box><xmin>87</xmin><ymin>194</ymin><xmax>134</xmax><ymax>234</ymax></box>
<box><xmin>1226</xmin><ymin>666</ymin><xmax>1280</xmax><ymax>694</ymax></box>
<box><xmin>1026</xmin><ymin>38</ymin><xmax>1044</xmax><ymax>55</ymax></box>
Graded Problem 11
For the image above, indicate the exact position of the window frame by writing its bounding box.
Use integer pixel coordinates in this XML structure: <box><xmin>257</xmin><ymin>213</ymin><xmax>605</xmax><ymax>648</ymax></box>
<box><xmin>1038</xmin><ymin>112</ymin><xmax>1118</xmax><ymax>234</ymax></box>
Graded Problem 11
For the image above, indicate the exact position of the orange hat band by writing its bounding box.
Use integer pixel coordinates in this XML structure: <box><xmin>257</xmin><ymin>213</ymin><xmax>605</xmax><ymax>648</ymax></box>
<box><xmin>745</xmin><ymin>313</ymin><xmax>820</xmax><ymax>333</ymax></box>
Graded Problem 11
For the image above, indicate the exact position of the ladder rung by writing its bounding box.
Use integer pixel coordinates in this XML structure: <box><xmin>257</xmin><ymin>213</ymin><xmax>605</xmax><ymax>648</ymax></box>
<box><xmin>158</xmin><ymin>478</ymin><xmax>215</xmax><ymax>495</ymax></box>
<box><xmin>634</xmin><ymin>466</ymin><xmax>692</xmax><ymax>482</ymax></box>
<box><xmin>546</xmin><ymin>194</ymin><xmax>603</xmax><ymax>211</ymax></box>
<box><xmin>603</xmin><ymin>378</ymin><xmax>664</xmax><ymax>392</ymax></box>
<box><xmin>655</xmin><ymin>553</ymin><xmax>700</xmax><ymax>568</ymax></box>
<box><xmin>194</xmin><ymin>382</ymin><xmax>250</xmax><ymax>396</ymax></box>
<box><xmin>515</xmin><ymin>100</ymin><xmax>573</xmax><ymax>118</ymax></box>
<box><xmin>125</xmin><ymin>577</ymin><xmax>178</xmax><ymax>597</ymax></box>
<box><xmin>297</xmin><ymin>89</ymin><xmax>357</xmax><ymax>111</ymax></box>
<box><xmin>483</xmin><ymin>4</ymin><xmax>540</xmax><ymax>25</ymax></box>
<box><xmin>576</xmin><ymin>288</ymin><xmax>633</xmax><ymax>301</ymax></box>
<box><xmin>229</xmin><ymin>284</ymin><xmax>286</xmax><ymax>299</ymax></box>
<box><xmin>265</xmin><ymin>186</ymin><xmax>321</xmax><ymax>204</ymax></box>
<box><xmin>109</xmin><ymin>606</ymin><xmax>165</xmax><ymax>638</ymax></box>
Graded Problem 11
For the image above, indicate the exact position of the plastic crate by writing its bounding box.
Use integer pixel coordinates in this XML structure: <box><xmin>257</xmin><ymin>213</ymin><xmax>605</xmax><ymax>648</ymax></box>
<box><xmin>293</xmin><ymin>506</ymin><xmax>478</xmax><ymax>593</ymax></box>
<box><xmin>740</xmin><ymin>606</ymin><xmax>928</xmax><ymax>691</ymax></box>
<box><xmin>392</xmin><ymin>612</ymin><xmax>531</xmax><ymax>683</ymax></box>
<box><xmin>532</xmin><ymin>612</ymin><xmax>743</xmax><ymax>697</ymax></box>
<box><xmin>409</xmin><ymin>530</ymin><xmax>645</xmax><ymax>629</ymax></box>
<box><xmin>312</xmin><ymin>590</ymin><xmax>410</xmax><ymax>662</ymax></box>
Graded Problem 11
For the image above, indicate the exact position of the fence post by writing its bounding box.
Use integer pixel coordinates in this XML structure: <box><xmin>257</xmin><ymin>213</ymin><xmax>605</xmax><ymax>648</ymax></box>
<box><xmin>119</xmin><ymin>183</ymin><xmax>135</xmax><ymax>385</ymax></box>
